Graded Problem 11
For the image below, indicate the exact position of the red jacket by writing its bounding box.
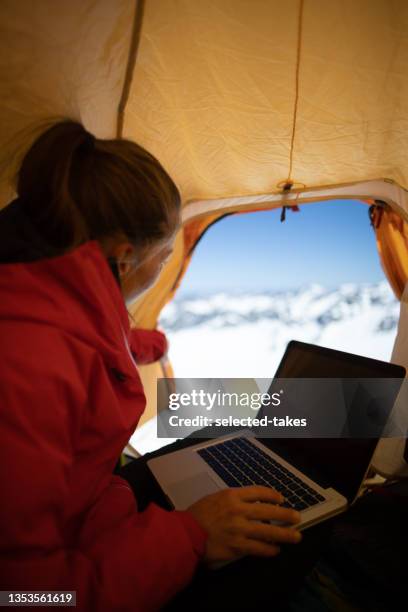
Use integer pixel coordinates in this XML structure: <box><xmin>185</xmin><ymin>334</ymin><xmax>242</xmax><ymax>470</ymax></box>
<box><xmin>0</xmin><ymin>240</ymin><xmax>207</xmax><ymax>611</ymax></box>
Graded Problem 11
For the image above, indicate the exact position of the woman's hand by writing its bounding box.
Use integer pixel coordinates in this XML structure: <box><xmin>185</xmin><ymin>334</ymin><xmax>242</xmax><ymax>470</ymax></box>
<box><xmin>187</xmin><ymin>485</ymin><xmax>302</xmax><ymax>566</ymax></box>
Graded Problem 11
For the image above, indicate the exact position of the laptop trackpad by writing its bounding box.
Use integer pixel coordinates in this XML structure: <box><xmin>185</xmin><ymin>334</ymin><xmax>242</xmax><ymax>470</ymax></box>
<box><xmin>168</xmin><ymin>472</ymin><xmax>221</xmax><ymax>510</ymax></box>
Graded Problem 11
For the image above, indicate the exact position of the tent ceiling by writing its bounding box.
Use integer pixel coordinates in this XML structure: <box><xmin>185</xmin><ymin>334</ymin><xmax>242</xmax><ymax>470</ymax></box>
<box><xmin>123</xmin><ymin>0</ymin><xmax>408</xmax><ymax>206</ymax></box>
<box><xmin>1</xmin><ymin>0</ymin><xmax>408</xmax><ymax>212</ymax></box>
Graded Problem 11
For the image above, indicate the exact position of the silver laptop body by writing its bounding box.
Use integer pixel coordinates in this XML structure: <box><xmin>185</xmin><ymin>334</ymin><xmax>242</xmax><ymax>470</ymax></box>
<box><xmin>148</xmin><ymin>340</ymin><xmax>405</xmax><ymax>531</ymax></box>
<box><xmin>148</xmin><ymin>428</ymin><xmax>348</xmax><ymax>530</ymax></box>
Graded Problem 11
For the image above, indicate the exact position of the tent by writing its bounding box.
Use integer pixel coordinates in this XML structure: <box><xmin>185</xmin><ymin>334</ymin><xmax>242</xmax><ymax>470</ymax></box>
<box><xmin>1</xmin><ymin>0</ymin><xmax>408</xmax><ymax>463</ymax></box>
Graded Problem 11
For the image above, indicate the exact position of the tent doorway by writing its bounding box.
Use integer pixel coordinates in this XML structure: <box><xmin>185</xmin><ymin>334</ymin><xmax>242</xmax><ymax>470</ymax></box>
<box><xmin>161</xmin><ymin>199</ymin><xmax>399</xmax><ymax>379</ymax></box>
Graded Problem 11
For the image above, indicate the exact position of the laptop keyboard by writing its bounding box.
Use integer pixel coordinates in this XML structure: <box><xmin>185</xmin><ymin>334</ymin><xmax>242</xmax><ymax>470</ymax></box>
<box><xmin>197</xmin><ymin>437</ymin><xmax>326</xmax><ymax>511</ymax></box>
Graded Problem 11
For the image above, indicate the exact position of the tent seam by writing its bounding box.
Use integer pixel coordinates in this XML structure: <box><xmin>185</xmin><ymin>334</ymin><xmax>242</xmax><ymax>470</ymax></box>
<box><xmin>117</xmin><ymin>0</ymin><xmax>146</xmax><ymax>138</ymax></box>
<box><xmin>287</xmin><ymin>0</ymin><xmax>304</xmax><ymax>183</ymax></box>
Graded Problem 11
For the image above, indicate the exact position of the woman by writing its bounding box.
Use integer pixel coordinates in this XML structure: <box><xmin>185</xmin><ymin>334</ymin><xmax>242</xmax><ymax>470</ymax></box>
<box><xmin>0</xmin><ymin>121</ymin><xmax>301</xmax><ymax>611</ymax></box>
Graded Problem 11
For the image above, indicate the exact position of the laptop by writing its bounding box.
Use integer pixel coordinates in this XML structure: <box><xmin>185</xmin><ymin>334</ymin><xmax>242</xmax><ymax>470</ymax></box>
<box><xmin>148</xmin><ymin>341</ymin><xmax>405</xmax><ymax>531</ymax></box>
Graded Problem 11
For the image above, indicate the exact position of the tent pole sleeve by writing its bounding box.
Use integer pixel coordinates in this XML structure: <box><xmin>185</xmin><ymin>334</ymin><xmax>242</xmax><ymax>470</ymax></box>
<box><xmin>117</xmin><ymin>0</ymin><xmax>146</xmax><ymax>138</ymax></box>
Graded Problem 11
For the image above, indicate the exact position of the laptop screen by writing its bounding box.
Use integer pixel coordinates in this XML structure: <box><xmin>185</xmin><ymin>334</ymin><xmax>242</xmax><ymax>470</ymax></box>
<box><xmin>259</xmin><ymin>341</ymin><xmax>406</xmax><ymax>502</ymax></box>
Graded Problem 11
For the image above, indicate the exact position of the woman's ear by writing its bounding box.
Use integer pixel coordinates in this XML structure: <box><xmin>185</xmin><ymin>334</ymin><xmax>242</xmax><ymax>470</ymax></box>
<box><xmin>118</xmin><ymin>258</ymin><xmax>132</xmax><ymax>278</ymax></box>
<box><xmin>110</xmin><ymin>242</ymin><xmax>136</xmax><ymax>278</ymax></box>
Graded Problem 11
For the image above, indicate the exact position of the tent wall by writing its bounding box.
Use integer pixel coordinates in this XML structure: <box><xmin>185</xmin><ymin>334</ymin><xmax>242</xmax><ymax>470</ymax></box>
<box><xmin>0</xmin><ymin>0</ymin><xmax>137</xmax><ymax>207</ymax></box>
<box><xmin>372</xmin><ymin>283</ymin><xmax>408</xmax><ymax>477</ymax></box>
<box><xmin>371</xmin><ymin>206</ymin><xmax>408</xmax><ymax>299</ymax></box>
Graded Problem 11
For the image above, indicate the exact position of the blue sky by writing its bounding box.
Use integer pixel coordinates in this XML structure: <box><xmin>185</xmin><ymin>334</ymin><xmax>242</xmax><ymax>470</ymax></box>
<box><xmin>178</xmin><ymin>199</ymin><xmax>386</xmax><ymax>295</ymax></box>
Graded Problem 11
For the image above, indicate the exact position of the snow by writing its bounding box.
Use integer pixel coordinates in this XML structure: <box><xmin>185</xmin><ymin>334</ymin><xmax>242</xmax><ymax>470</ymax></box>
<box><xmin>162</xmin><ymin>281</ymin><xmax>399</xmax><ymax>378</ymax></box>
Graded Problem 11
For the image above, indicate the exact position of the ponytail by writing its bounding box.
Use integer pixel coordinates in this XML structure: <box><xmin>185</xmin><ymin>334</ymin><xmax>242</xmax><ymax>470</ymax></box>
<box><xmin>16</xmin><ymin>120</ymin><xmax>181</xmax><ymax>252</ymax></box>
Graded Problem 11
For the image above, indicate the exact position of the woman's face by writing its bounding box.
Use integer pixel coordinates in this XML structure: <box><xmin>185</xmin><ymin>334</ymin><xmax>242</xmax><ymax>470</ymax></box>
<box><xmin>116</xmin><ymin>235</ymin><xmax>175</xmax><ymax>304</ymax></box>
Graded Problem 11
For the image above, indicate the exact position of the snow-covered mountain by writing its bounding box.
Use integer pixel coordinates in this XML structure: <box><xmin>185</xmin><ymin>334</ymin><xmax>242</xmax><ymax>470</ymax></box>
<box><xmin>160</xmin><ymin>282</ymin><xmax>400</xmax><ymax>379</ymax></box>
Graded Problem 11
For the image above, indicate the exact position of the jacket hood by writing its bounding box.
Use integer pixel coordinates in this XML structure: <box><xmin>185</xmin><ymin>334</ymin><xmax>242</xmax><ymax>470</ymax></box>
<box><xmin>0</xmin><ymin>199</ymin><xmax>136</xmax><ymax>377</ymax></box>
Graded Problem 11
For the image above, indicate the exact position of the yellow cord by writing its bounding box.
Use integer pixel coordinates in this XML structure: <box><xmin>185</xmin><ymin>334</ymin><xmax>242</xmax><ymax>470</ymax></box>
<box><xmin>287</xmin><ymin>0</ymin><xmax>304</xmax><ymax>183</ymax></box>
